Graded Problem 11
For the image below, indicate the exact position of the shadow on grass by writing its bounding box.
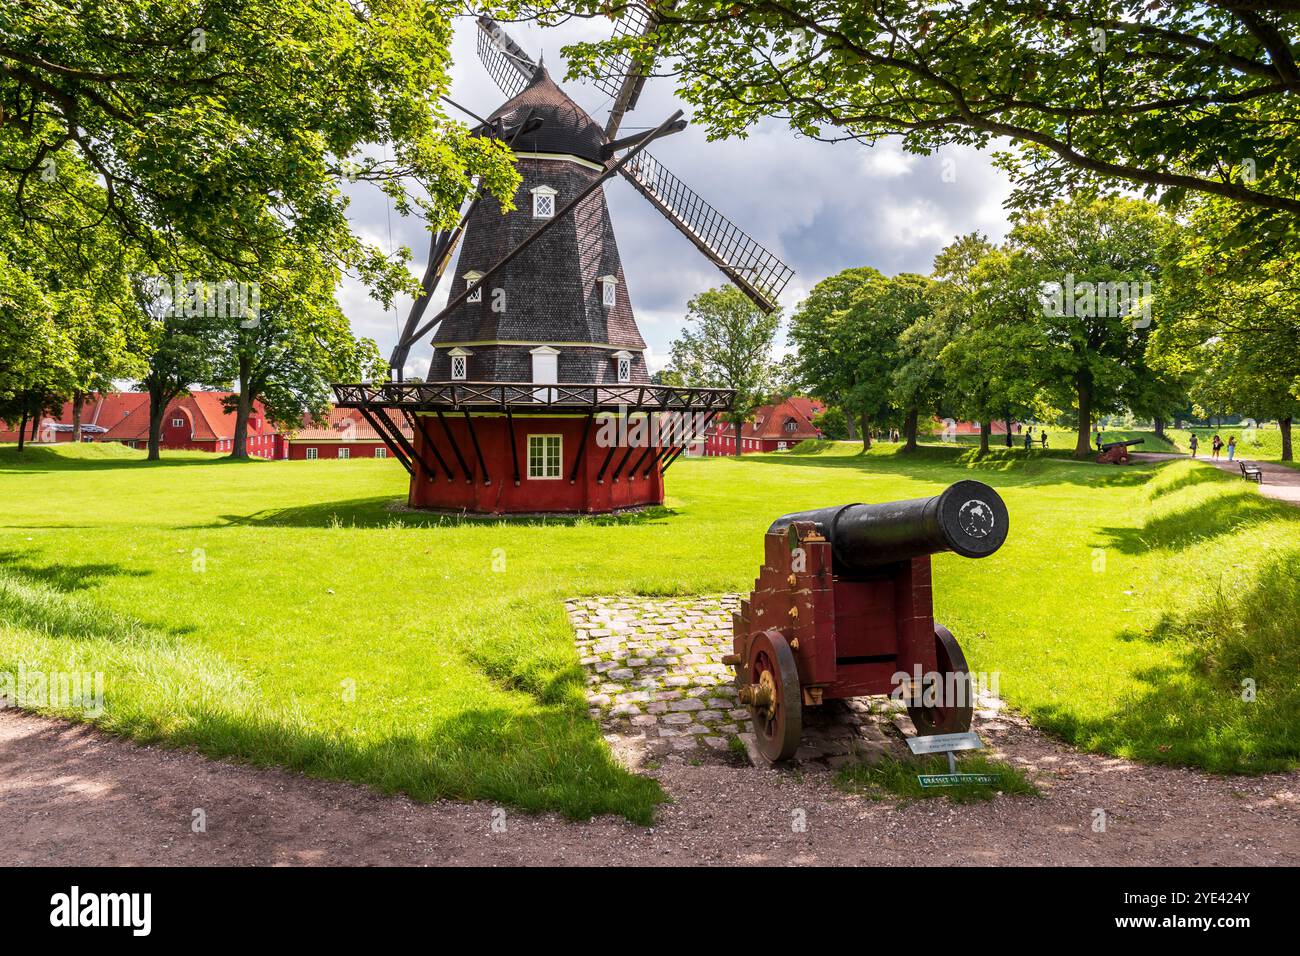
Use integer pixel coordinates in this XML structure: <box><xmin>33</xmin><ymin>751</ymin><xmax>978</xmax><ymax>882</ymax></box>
<box><xmin>729</xmin><ymin>442</ymin><xmax>1157</xmax><ymax>490</ymax></box>
<box><xmin>0</xmin><ymin>445</ymin><xmax>248</xmax><ymax>474</ymax></box>
<box><xmin>208</xmin><ymin>497</ymin><xmax>680</xmax><ymax>529</ymax></box>
<box><xmin>1033</xmin><ymin>548</ymin><xmax>1300</xmax><ymax>774</ymax></box>
<box><xmin>0</xmin><ymin>549</ymin><xmax>151</xmax><ymax>593</ymax></box>
<box><xmin>1096</xmin><ymin>487</ymin><xmax>1299</xmax><ymax>555</ymax></box>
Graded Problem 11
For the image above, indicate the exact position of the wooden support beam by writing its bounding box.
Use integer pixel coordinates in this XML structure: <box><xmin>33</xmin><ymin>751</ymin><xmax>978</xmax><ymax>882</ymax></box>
<box><xmin>505</xmin><ymin>411</ymin><xmax>521</xmax><ymax>487</ymax></box>
<box><xmin>610</xmin><ymin>444</ymin><xmax>636</xmax><ymax>482</ymax></box>
<box><xmin>409</xmin><ymin>412</ymin><xmax>455</xmax><ymax>481</ymax></box>
<box><xmin>463</xmin><ymin>411</ymin><xmax>490</xmax><ymax>486</ymax></box>
<box><xmin>356</xmin><ymin>407</ymin><xmax>413</xmax><ymax>477</ymax></box>
<box><xmin>595</xmin><ymin>443</ymin><xmax>618</xmax><ymax>485</ymax></box>
<box><xmin>569</xmin><ymin>414</ymin><xmax>594</xmax><ymax>485</ymax></box>
<box><xmin>436</xmin><ymin>409</ymin><xmax>472</xmax><ymax>483</ymax></box>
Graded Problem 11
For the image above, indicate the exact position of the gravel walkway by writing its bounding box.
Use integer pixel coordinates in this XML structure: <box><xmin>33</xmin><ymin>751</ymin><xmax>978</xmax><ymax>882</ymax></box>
<box><xmin>1132</xmin><ymin>451</ymin><xmax>1300</xmax><ymax>505</ymax></box>
<box><xmin>5</xmin><ymin>701</ymin><xmax>1297</xmax><ymax>866</ymax></box>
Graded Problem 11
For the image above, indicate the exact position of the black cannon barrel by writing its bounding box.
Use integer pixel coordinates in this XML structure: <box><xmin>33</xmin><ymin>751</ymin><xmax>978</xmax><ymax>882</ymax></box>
<box><xmin>768</xmin><ymin>480</ymin><xmax>1009</xmax><ymax>571</ymax></box>
<box><xmin>1101</xmin><ymin>438</ymin><xmax>1145</xmax><ymax>450</ymax></box>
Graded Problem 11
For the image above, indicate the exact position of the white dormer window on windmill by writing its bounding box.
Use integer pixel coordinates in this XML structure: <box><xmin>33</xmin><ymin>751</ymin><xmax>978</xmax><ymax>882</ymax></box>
<box><xmin>612</xmin><ymin>350</ymin><xmax>633</xmax><ymax>384</ymax></box>
<box><xmin>598</xmin><ymin>274</ymin><xmax>618</xmax><ymax>309</ymax></box>
<box><xmin>463</xmin><ymin>271</ymin><xmax>484</xmax><ymax>303</ymax></box>
<box><xmin>448</xmin><ymin>347</ymin><xmax>472</xmax><ymax>381</ymax></box>
<box><xmin>531</xmin><ymin>185</ymin><xmax>557</xmax><ymax>219</ymax></box>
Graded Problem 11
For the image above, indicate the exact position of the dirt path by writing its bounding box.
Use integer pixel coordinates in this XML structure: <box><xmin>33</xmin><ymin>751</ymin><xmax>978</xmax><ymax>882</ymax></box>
<box><xmin>4</xmin><ymin>708</ymin><xmax>1297</xmax><ymax>866</ymax></box>
<box><xmin>1132</xmin><ymin>451</ymin><xmax>1300</xmax><ymax>505</ymax></box>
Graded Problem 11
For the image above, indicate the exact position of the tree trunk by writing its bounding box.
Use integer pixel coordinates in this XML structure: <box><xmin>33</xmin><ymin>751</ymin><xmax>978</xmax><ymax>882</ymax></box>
<box><xmin>844</xmin><ymin>412</ymin><xmax>858</xmax><ymax>441</ymax></box>
<box><xmin>72</xmin><ymin>391</ymin><xmax>84</xmax><ymax>443</ymax></box>
<box><xmin>903</xmin><ymin>407</ymin><xmax>919</xmax><ymax>452</ymax></box>
<box><xmin>732</xmin><ymin>418</ymin><xmax>743</xmax><ymax>457</ymax></box>
<box><xmin>231</xmin><ymin>358</ymin><xmax>252</xmax><ymax>459</ymax></box>
<box><xmin>1075</xmin><ymin>374</ymin><xmax>1093</xmax><ymax>459</ymax></box>
<box><xmin>859</xmin><ymin>413</ymin><xmax>871</xmax><ymax>451</ymax></box>
<box><xmin>1282</xmin><ymin>416</ymin><xmax>1293</xmax><ymax>462</ymax></box>
<box><xmin>29</xmin><ymin>409</ymin><xmax>39</xmax><ymax>441</ymax></box>
<box><xmin>1153</xmin><ymin>417</ymin><xmax>1165</xmax><ymax>439</ymax></box>
<box><xmin>1004</xmin><ymin>410</ymin><xmax>1013</xmax><ymax>448</ymax></box>
<box><xmin>16</xmin><ymin>404</ymin><xmax>28</xmax><ymax>452</ymax></box>
<box><xmin>977</xmin><ymin>421</ymin><xmax>989</xmax><ymax>455</ymax></box>
<box><xmin>147</xmin><ymin>388</ymin><xmax>166</xmax><ymax>461</ymax></box>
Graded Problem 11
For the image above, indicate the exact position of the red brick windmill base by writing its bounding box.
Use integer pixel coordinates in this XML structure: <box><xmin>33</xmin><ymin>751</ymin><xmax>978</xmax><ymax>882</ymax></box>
<box><xmin>332</xmin><ymin>381</ymin><xmax>732</xmax><ymax>516</ymax></box>
<box><xmin>409</xmin><ymin>414</ymin><xmax>665</xmax><ymax>514</ymax></box>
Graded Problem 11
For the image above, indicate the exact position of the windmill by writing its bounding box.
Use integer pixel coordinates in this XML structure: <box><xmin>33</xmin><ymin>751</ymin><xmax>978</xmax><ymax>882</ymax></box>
<box><xmin>334</xmin><ymin>8</ymin><xmax>794</xmax><ymax>514</ymax></box>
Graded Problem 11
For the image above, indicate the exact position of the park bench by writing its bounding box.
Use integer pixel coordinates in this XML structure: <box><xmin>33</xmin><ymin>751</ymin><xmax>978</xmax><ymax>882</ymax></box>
<box><xmin>1239</xmin><ymin>461</ymin><xmax>1264</xmax><ymax>483</ymax></box>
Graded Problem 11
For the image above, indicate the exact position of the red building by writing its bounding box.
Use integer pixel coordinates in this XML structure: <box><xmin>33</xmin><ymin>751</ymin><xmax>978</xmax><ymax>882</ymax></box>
<box><xmin>697</xmin><ymin>397</ymin><xmax>825</xmax><ymax>456</ymax></box>
<box><xmin>284</xmin><ymin>408</ymin><xmax>412</xmax><ymax>461</ymax></box>
<box><xmin>0</xmin><ymin>391</ymin><xmax>284</xmax><ymax>457</ymax></box>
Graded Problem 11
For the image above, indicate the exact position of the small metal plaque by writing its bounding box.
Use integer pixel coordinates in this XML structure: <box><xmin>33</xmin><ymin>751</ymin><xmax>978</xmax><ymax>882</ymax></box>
<box><xmin>906</xmin><ymin>731</ymin><xmax>984</xmax><ymax>755</ymax></box>
<box><xmin>918</xmin><ymin>773</ymin><xmax>1000</xmax><ymax>788</ymax></box>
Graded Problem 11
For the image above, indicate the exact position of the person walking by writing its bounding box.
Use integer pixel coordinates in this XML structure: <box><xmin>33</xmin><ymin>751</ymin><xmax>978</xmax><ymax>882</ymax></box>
<box><xmin>1040</xmin><ymin>431</ymin><xmax>1048</xmax><ymax>448</ymax></box>
<box><xmin>1189</xmin><ymin>434</ymin><xmax>1199</xmax><ymax>458</ymax></box>
<box><xmin>1024</xmin><ymin>429</ymin><xmax>1033</xmax><ymax>450</ymax></box>
<box><xmin>1227</xmin><ymin>435</ymin><xmax>1237</xmax><ymax>461</ymax></box>
<box><xmin>1212</xmin><ymin>434</ymin><xmax>1223</xmax><ymax>459</ymax></box>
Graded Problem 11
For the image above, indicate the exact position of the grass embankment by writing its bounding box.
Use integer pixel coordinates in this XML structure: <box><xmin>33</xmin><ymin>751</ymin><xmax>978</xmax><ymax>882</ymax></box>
<box><xmin>1</xmin><ymin>441</ymin><xmax>1296</xmax><ymax>823</ymax></box>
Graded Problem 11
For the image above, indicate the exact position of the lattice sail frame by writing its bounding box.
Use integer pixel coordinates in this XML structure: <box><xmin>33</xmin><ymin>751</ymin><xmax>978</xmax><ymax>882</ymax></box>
<box><xmin>590</xmin><ymin>2</ymin><xmax>655</xmax><ymax>103</ymax></box>
<box><xmin>476</xmin><ymin>15</ymin><xmax>537</xmax><ymax>98</ymax></box>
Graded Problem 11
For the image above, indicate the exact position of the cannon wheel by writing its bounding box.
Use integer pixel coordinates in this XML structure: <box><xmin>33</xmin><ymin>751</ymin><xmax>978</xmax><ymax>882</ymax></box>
<box><xmin>907</xmin><ymin>624</ymin><xmax>974</xmax><ymax>736</ymax></box>
<box><xmin>746</xmin><ymin>630</ymin><xmax>802</xmax><ymax>763</ymax></box>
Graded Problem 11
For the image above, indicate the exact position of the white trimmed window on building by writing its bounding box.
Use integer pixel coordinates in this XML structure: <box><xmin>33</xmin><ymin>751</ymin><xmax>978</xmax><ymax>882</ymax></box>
<box><xmin>527</xmin><ymin>434</ymin><xmax>562</xmax><ymax>479</ymax></box>
<box><xmin>462</xmin><ymin>270</ymin><xmax>484</xmax><ymax>303</ymax></box>
<box><xmin>375</xmin><ymin>447</ymin><xmax>387</xmax><ymax>459</ymax></box>
<box><xmin>598</xmin><ymin>274</ymin><xmax>618</xmax><ymax>308</ymax></box>
<box><xmin>612</xmin><ymin>350</ymin><xmax>633</xmax><ymax>384</ymax></box>
<box><xmin>305</xmin><ymin>447</ymin><xmax>318</xmax><ymax>460</ymax></box>
<box><xmin>338</xmin><ymin>447</ymin><xmax>350</xmax><ymax>460</ymax></box>
<box><xmin>448</xmin><ymin>347</ymin><xmax>472</xmax><ymax>381</ymax></box>
<box><xmin>531</xmin><ymin>185</ymin><xmax>557</xmax><ymax>218</ymax></box>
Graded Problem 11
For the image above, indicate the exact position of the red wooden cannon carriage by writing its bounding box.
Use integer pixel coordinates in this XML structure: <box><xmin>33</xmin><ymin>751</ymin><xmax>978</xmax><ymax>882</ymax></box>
<box><xmin>1096</xmin><ymin>438</ymin><xmax>1144</xmax><ymax>464</ymax></box>
<box><xmin>729</xmin><ymin>480</ymin><xmax>1010</xmax><ymax>761</ymax></box>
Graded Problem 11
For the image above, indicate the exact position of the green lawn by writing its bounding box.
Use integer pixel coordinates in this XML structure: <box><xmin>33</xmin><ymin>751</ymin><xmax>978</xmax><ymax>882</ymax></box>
<box><xmin>1</xmin><ymin>440</ymin><xmax>1297</xmax><ymax>823</ymax></box>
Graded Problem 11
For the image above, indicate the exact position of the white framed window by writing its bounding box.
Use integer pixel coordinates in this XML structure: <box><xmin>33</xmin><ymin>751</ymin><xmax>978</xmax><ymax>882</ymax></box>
<box><xmin>338</xmin><ymin>447</ymin><xmax>350</xmax><ymax>460</ymax></box>
<box><xmin>462</xmin><ymin>270</ymin><xmax>484</xmax><ymax>303</ymax></box>
<box><xmin>171</xmin><ymin>417</ymin><xmax>184</xmax><ymax>428</ymax></box>
<box><xmin>375</xmin><ymin>446</ymin><xmax>387</xmax><ymax>459</ymax></box>
<box><xmin>527</xmin><ymin>434</ymin><xmax>562</xmax><ymax>479</ymax></box>
<box><xmin>305</xmin><ymin>447</ymin><xmax>318</xmax><ymax>460</ymax></box>
<box><xmin>612</xmin><ymin>350</ymin><xmax>633</xmax><ymax>384</ymax></box>
<box><xmin>598</xmin><ymin>274</ymin><xmax>618</xmax><ymax>308</ymax></box>
<box><xmin>448</xmin><ymin>347</ymin><xmax>471</xmax><ymax>381</ymax></box>
<box><xmin>531</xmin><ymin>185</ymin><xmax>557</xmax><ymax>219</ymax></box>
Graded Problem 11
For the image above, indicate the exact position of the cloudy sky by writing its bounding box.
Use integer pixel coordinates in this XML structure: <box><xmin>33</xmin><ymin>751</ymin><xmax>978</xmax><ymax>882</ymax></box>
<box><xmin>340</xmin><ymin>14</ymin><xmax>1015</xmax><ymax>377</ymax></box>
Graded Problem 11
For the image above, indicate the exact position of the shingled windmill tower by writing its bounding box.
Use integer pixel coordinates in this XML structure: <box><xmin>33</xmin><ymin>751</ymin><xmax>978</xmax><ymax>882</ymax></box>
<box><xmin>334</xmin><ymin>9</ymin><xmax>793</xmax><ymax>513</ymax></box>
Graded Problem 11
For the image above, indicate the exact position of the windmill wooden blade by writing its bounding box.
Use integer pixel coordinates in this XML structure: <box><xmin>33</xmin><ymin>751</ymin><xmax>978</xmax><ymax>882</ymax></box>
<box><xmin>619</xmin><ymin>150</ymin><xmax>793</xmax><ymax>312</ymax></box>
<box><xmin>476</xmin><ymin>15</ymin><xmax>537</xmax><ymax>98</ymax></box>
<box><xmin>593</xmin><ymin>3</ymin><xmax>656</xmax><ymax>139</ymax></box>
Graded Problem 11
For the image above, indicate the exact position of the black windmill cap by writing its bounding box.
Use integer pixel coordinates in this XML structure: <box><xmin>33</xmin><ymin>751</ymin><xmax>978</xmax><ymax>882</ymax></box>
<box><xmin>487</xmin><ymin>66</ymin><xmax>608</xmax><ymax>163</ymax></box>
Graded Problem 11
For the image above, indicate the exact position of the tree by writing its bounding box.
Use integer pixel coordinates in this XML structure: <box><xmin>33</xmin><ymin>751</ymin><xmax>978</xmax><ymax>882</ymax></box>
<box><xmin>669</xmin><ymin>286</ymin><xmax>781</xmax><ymax>456</ymax></box>
<box><xmin>211</xmin><ymin>267</ymin><xmax>386</xmax><ymax>459</ymax></box>
<box><xmin>1</xmin><ymin>0</ymin><xmax>519</xmax><ymax>309</ymax></box>
<box><xmin>134</xmin><ymin>278</ymin><xmax>219</xmax><ymax>461</ymax></box>
<box><xmin>931</xmin><ymin>236</ymin><xmax>1038</xmax><ymax>454</ymax></box>
<box><xmin>1004</xmin><ymin>196</ymin><xmax>1166</xmax><ymax>457</ymax></box>
<box><xmin>1152</xmin><ymin>195</ymin><xmax>1300</xmax><ymax>459</ymax></box>
<box><xmin>788</xmin><ymin>267</ymin><xmax>883</xmax><ymax>448</ymax></box>
<box><xmin>887</xmin><ymin>275</ymin><xmax>943</xmax><ymax>451</ymax></box>
<box><xmin>560</xmin><ymin>3</ymin><xmax>1300</xmax><ymax>228</ymax></box>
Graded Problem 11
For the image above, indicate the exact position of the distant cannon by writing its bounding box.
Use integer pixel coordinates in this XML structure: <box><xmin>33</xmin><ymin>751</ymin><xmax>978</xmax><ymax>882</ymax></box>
<box><xmin>729</xmin><ymin>481</ymin><xmax>1009</xmax><ymax>761</ymax></box>
<box><xmin>1097</xmin><ymin>438</ymin><xmax>1144</xmax><ymax>464</ymax></box>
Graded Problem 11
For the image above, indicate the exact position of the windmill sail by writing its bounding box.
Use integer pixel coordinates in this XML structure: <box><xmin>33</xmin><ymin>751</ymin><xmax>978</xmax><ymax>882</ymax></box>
<box><xmin>476</xmin><ymin>16</ymin><xmax>537</xmax><ymax>98</ymax></box>
<box><xmin>619</xmin><ymin>151</ymin><xmax>793</xmax><ymax>312</ymax></box>
<box><xmin>592</xmin><ymin>3</ymin><xmax>656</xmax><ymax>138</ymax></box>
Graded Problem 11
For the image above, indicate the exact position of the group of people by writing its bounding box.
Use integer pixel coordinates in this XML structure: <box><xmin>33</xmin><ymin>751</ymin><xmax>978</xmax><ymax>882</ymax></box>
<box><xmin>1023</xmin><ymin>428</ymin><xmax>1048</xmax><ymax>449</ymax></box>
<box><xmin>1188</xmin><ymin>433</ymin><xmax>1237</xmax><ymax>461</ymax></box>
